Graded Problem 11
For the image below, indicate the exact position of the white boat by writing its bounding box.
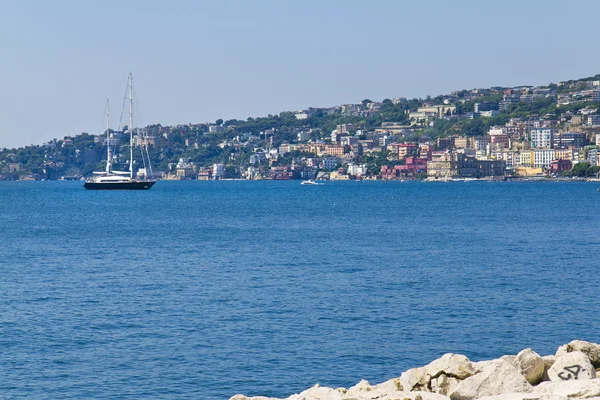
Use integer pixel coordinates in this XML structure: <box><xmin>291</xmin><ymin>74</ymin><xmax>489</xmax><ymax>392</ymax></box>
<box><xmin>84</xmin><ymin>73</ymin><xmax>156</xmax><ymax>190</ymax></box>
<box><xmin>301</xmin><ymin>179</ymin><xmax>323</xmax><ymax>185</ymax></box>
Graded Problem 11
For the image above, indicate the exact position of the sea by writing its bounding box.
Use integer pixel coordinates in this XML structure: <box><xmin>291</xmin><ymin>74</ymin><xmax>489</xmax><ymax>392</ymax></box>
<box><xmin>1</xmin><ymin>180</ymin><xmax>599</xmax><ymax>399</ymax></box>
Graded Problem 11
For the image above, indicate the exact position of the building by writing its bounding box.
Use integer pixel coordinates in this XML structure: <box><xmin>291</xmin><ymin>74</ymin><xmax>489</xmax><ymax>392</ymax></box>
<box><xmin>474</xmin><ymin>102</ymin><xmax>498</xmax><ymax>113</ymax></box>
<box><xmin>530</xmin><ymin>128</ymin><xmax>555</xmax><ymax>148</ymax></box>
<box><xmin>454</xmin><ymin>136</ymin><xmax>468</xmax><ymax>148</ymax></box>
<box><xmin>436</xmin><ymin>137</ymin><xmax>454</xmax><ymax>150</ymax></box>
<box><xmin>521</xmin><ymin>149</ymin><xmax>556</xmax><ymax>169</ymax></box>
<box><xmin>552</xmin><ymin>132</ymin><xmax>588</xmax><ymax>149</ymax></box>
<box><xmin>388</xmin><ymin>143</ymin><xmax>418</xmax><ymax>158</ymax></box>
<box><xmin>587</xmin><ymin>115</ymin><xmax>600</xmax><ymax>126</ymax></box>
<box><xmin>550</xmin><ymin>159</ymin><xmax>573</xmax><ymax>174</ymax></box>
<box><xmin>212</xmin><ymin>163</ymin><xmax>225</xmax><ymax>180</ymax></box>
<box><xmin>489</xmin><ymin>131</ymin><xmax>510</xmax><ymax>149</ymax></box>
<box><xmin>347</xmin><ymin>163</ymin><xmax>368</xmax><ymax>177</ymax></box>
<box><xmin>470</xmin><ymin>136</ymin><xmax>489</xmax><ymax>153</ymax></box>
<box><xmin>197</xmin><ymin>167</ymin><xmax>212</xmax><ymax>180</ymax></box>
<box><xmin>427</xmin><ymin>152</ymin><xmax>505</xmax><ymax>178</ymax></box>
<box><xmin>380</xmin><ymin>157</ymin><xmax>427</xmax><ymax>179</ymax></box>
<box><xmin>322</xmin><ymin>157</ymin><xmax>340</xmax><ymax>171</ymax></box>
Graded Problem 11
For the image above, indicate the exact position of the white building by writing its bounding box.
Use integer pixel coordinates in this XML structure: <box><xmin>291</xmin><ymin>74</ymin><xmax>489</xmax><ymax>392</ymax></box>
<box><xmin>533</xmin><ymin>149</ymin><xmax>556</xmax><ymax>168</ymax></box>
<box><xmin>347</xmin><ymin>163</ymin><xmax>367</xmax><ymax>177</ymax></box>
<box><xmin>212</xmin><ymin>163</ymin><xmax>225</xmax><ymax>180</ymax></box>
<box><xmin>530</xmin><ymin>128</ymin><xmax>555</xmax><ymax>148</ymax></box>
<box><xmin>587</xmin><ymin>115</ymin><xmax>600</xmax><ymax>126</ymax></box>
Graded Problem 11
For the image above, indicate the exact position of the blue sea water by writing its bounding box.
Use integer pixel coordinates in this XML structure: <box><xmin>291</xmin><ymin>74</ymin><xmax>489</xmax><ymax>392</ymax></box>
<box><xmin>1</xmin><ymin>180</ymin><xmax>599</xmax><ymax>399</ymax></box>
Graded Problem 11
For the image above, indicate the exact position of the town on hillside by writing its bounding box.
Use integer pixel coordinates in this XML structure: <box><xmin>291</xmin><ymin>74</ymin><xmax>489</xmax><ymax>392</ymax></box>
<box><xmin>2</xmin><ymin>74</ymin><xmax>600</xmax><ymax>181</ymax></box>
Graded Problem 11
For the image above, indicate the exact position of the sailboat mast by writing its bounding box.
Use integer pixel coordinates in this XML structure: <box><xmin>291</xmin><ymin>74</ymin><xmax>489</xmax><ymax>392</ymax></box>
<box><xmin>129</xmin><ymin>72</ymin><xmax>134</xmax><ymax>179</ymax></box>
<box><xmin>105</xmin><ymin>98</ymin><xmax>111</xmax><ymax>173</ymax></box>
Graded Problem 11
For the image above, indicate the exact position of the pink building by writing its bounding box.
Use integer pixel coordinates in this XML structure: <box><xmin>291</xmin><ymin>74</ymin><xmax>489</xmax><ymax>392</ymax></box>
<box><xmin>550</xmin><ymin>159</ymin><xmax>572</xmax><ymax>174</ymax></box>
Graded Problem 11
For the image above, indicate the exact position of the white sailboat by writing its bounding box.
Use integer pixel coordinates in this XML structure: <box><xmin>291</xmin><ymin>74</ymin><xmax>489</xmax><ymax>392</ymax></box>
<box><xmin>84</xmin><ymin>73</ymin><xmax>156</xmax><ymax>190</ymax></box>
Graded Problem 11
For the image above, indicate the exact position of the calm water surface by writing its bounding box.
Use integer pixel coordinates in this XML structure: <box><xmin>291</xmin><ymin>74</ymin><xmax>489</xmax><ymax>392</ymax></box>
<box><xmin>1</xmin><ymin>181</ymin><xmax>599</xmax><ymax>399</ymax></box>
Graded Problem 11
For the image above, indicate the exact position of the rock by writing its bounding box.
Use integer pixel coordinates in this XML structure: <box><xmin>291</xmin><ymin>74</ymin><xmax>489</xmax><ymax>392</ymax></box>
<box><xmin>555</xmin><ymin>341</ymin><xmax>600</xmax><ymax>368</ymax></box>
<box><xmin>230</xmin><ymin>395</ymin><xmax>281</xmax><ymax>400</ymax></box>
<box><xmin>288</xmin><ymin>384</ymin><xmax>344</xmax><ymax>400</ymax></box>
<box><xmin>541</xmin><ymin>355</ymin><xmax>556</xmax><ymax>382</ymax></box>
<box><xmin>342</xmin><ymin>391</ymin><xmax>450</xmax><ymax>400</ymax></box>
<box><xmin>534</xmin><ymin>379</ymin><xmax>600</xmax><ymax>398</ymax></box>
<box><xmin>477</xmin><ymin>394</ymin><xmax>568</xmax><ymax>400</ymax></box>
<box><xmin>501</xmin><ymin>355</ymin><xmax>517</xmax><ymax>368</ymax></box>
<box><xmin>372</xmin><ymin>377</ymin><xmax>403</xmax><ymax>393</ymax></box>
<box><xmin>430</xmin><ymin>374</ymin><xmax>461</xmax><ymax>396</ymax></box>
<box><xmin>514</xmin><ymin>348</ymin><xmax>546</xmax><ymax>385</ymax></box>
<box><xmin>400</xmin><ymin>354</ymin><xmax>475</xmax><ymax>393</ymax></box>
<box><xmin>426</xmin><ymin>354</ymin><xmax>475</xmax><ymax>381</ymax></box>
<box><xmin>547</xmin><ymin>351</ymin><xmax>595</xmax><ymax>382</ymax></box>
<box><xmin>400</xmin><ymin>367</ymin><xmax>430</xmax><ymax>392</ymax></box>
<box><xmin>449</xmin><ymin>359</ymin><xmax>533</xmax><ymax>400</ymax></box>
<box><xmin>345</xmin><ymin>380</ymin><xmax>373</xmax><ymax>397</ymax></box>
<box><xmin>472</xmin><ymin>360</ymin><xmax>493</xmax><ymax>373</ymax></box>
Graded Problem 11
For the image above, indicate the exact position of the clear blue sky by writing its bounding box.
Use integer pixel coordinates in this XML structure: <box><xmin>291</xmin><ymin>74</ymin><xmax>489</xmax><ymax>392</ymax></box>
<box><xmin>1</xmin><ymin>0</ymin><xmax>599</xmax><ymax>148</ymax></box>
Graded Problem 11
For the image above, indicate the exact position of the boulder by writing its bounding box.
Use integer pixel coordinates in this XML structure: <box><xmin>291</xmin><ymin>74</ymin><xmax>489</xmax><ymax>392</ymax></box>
<box><xmin>344</xmin><ymin>380</ymin><xmax>373</xmax><ymax>397</ymax></box>
<box><xmin>341</xmin><ymin>392</ymin><xmax>450</xmax><ymax>400</ymax></box>
<box><xmin>501</xmin><ymin>355</ymin><xmax>517</xmax><ymax>368</ymax></box>
<box><xmin>372</xmin><ymin>377</ymin><xmax>403</xmax><ymax>393</ymax></box>
<box><xmin>288</xmin><ymin>384</ymin><xmax>344</xmax><ymax>400</ymax></box>
<box><xmin>472</xmin><ymin>360</ymin><xmax>493</xmax><ymax>373</ymax></box>
<box><xmin>533</xmin><ymin>379</ymin><xmax>600</xmax><ymax>398</ymax></box>
<box><xmin>541</xmin><ymin>355</ymin><xmax>556</xmax><ymax>382</ymax></box>
<box><xmin>514</xmin><ymin>348</ymin><xmax>546</xmax><ymax>385</ymax></box>
<box><xmin>477</xmin><ymin>394</ymin><xmax>568</xmax><ymax>400</ymax></box>
<box><xmin>555</xmin><ymin>341</ymin><xmax>600</xmax><ymax>368</ymax></box>
<box><xmin>449</xmin><ymin>359</ymin><xmax>533</xmax><ymax>400</ymax></box>
<box><xmin>400</xmin><ymin>367</ymin><xmax>430</xmax><ymax>392</ymax></box>
<box><xmin>400</xmin><ymin>354</ymin><xmax>475</xmax><ymax>393</ymax></box>
<box><xmin>426</xmin><ymin>354</ymin><xmax>475</xmax><ymax>380</ymax></box>
<box><xmin>547</xmin><ymin>351</ymin><xmax>595</xmax><ymax>382</ymax></box>
<box><xmin>430</xmin><ymin>374</ymin><xmax>461</xmax><ymax>396</ymax></box>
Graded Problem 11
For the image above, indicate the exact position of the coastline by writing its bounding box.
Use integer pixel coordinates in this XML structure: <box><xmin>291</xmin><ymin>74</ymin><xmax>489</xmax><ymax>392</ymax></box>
<box><xmin>231</xmin><ymin>340</ymin><xmax>600</xmax><ymax>400</ymax></box>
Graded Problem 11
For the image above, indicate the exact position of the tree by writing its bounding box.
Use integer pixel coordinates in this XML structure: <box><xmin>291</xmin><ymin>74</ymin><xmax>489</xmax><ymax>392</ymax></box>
<box><xmin>215</xmin><ymin>119</ymin><xmax>223</xmax><ymax>126</ymax></box>
<box><xmin>569</xmin><ymin>162</ymin><xmax>600</xmax><ymax>177</ymax></box>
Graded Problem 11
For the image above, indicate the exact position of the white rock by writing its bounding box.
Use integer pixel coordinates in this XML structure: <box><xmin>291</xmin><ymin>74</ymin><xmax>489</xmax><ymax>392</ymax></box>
<box><xmin>472</xmin><ymin>360</ymin><xmax>494</xmax><ymax>373</ymax></box>
<box><xmin>514</xmin><ymin>348</ymin><xmax>546</xmax><ymax>385</ymax></box>
<box><xmin>288</xmin><ymin>384</ymin><xmax>344</xmax><ymax>400</ymax></box>
<box><xmin>345</xmin><ymin>380</ymin><xmax>373</xmax><ymax>397</ymax></box>
<box><xmin>341</xmin><ymin>391</ymin><xmax>449</xmax><ymax>400</ymax></box>
<box><xmin>501</xmin><ymin>355</ymin><xmax>517</xmax><ymax>368</ymax></box>
<box><xmin>400</xmin><ymin>367</ymin><xmax>430</xmax><ymax>392</ymax></box>
<box><xmin>534</xmin><ymin>379</ymin><xmax>600</xmax><ymax>398</ymax></box>
<box><xmin>372</xmin><ymin>377</ymin><xmax>403</xmax><ymax>393</ymax></box>
<box><xmin>400</xmin><ymin>354</ymin><xmax>475</xmax><ymax>393</ymax></box>
<box><xmin>477</xmin><ymin>394</ymin><xmax>568</xmax><ymax>400</ymax></box>
<box><xmin>426</xmin><ymin>354</ymin><xmax>475</xmax><ymax>380</ymax></box>
<box><xmin>547</xmin><ymin>351</ymin><xmax>595</xmax><ymax>382</ymax></box>
<box><xmin>230</xmin><ymin>395</ymin><xmax>282</xmax><ymax>400</ymax></box>
<box><xmin>449</xmin><ymin>359</ymin><xmax>533</xmax><ymax>400</ymax></box>
<box><xmin>556</xmin><ymin>341</ymin><xmax>600</xmax><ymax>368</ymax></box>
<box><xmin>430</xmin><ymin>374</ymin><xmax>461</xmax><ymax>396</ymax></box>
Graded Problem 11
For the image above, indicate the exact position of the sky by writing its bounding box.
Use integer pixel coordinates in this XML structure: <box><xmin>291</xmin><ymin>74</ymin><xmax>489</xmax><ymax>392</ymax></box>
<box><xmin>1</xmin><ymin>0</ymin><xmax>600</xmax><ymax>148</ymax></box>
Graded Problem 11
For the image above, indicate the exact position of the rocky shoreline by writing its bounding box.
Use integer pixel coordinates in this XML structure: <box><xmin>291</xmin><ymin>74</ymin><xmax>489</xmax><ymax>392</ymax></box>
<box><xmin>231</xmin><ymin>340</ymin><xmax>600</xmax><ymax>400</ymax></box>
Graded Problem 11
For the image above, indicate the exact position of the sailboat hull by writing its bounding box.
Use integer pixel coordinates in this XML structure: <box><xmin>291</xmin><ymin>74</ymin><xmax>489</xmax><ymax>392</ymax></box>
<box><xmin>84</xmin><ymin>181</ymin><xmax>156</xmax><ymax>190</ymax></box>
